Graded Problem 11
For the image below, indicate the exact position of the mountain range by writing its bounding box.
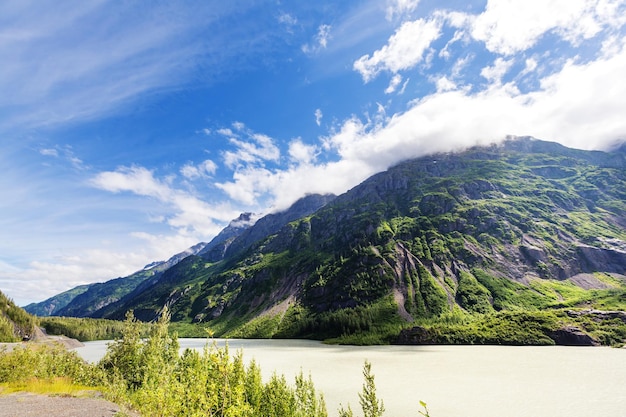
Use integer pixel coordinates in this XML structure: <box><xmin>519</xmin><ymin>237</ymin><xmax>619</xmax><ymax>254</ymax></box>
<box><xmin>25</xmin><ymin>137</ymin><xmax>626</xmax><ymax>344</ymax></box>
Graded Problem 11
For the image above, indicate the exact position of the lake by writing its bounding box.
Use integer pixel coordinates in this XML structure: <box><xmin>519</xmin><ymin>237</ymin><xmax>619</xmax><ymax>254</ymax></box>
<box><xmin>75</xmin><ymin>339</ymin><xmax>626</xmax><ymax>417</ymax></box>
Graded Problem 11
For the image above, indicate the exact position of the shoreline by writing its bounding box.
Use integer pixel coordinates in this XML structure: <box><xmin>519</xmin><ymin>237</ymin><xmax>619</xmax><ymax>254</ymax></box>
<box><xmin>0</xmin><ymin>335</ymin><xmax>84</xmax><ymax>353</ymax></box>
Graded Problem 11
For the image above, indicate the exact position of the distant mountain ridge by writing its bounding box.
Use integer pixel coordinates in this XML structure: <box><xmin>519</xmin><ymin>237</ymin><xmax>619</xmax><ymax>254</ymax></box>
<box><xmin>25</xmin><ymin>137</ymin><xmax>626</xmax><ymax>344</ymax></box>
<box><xmin>25</xmin><ymin>242</ymin><xmax>211</xmax><ymax>317</ymax></box>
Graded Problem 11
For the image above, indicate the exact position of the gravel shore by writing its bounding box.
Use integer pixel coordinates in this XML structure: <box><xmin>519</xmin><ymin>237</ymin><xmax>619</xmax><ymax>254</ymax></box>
<box><xmin>0</xmin><ymin>392</ymin><xmax>137</xmax><ymax>417</ymax></box>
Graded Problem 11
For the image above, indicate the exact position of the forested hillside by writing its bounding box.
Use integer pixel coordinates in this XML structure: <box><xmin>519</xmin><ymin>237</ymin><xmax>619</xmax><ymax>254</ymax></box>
<box><xmin>25</xmin><ymin>137</ymin><xmax>626</xmax><ymax>345</ymax></box>
<box><xmin>0</xmin><ymin>290</ymin><xmax>36</xmax><ymax>342</ymax></box>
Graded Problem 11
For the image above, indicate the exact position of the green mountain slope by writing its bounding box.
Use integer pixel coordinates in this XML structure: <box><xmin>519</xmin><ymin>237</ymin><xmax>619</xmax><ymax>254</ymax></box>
<box><xmin>93</xmin><ymin>194</ymin><xmax>336</xmax><ymax>322</ymax></box>
<box><xmin>0</xmin><ymin>290</ymin><xmax>36</xmax><ymax>342</ymax></box>
<box><xmin>23</xmin><ymin>285</ymin><xmax>90</xmax><ymax>316</ymax></box>
<box><xmin>40</xmin><ymin>137</ymin><xmax>626</xmax><ymax>344</ymax></box>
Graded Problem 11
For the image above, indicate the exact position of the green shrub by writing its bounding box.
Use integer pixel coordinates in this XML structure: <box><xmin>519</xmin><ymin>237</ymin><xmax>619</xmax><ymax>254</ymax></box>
<box><xmin>0</xmin><ymin>343</ymin><xmax>103</xmax><ymax>386</ymax></box>
<box><xmin>98</xmin><ymin>308</ymin><xmax>328</xmax><ymax>417</ymax></box>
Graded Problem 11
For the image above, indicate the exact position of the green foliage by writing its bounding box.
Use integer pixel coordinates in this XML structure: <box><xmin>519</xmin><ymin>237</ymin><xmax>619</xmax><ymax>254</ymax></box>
<box><xmin>456</xmin><ymin>271</ymin><xmax>494</xmax><ymax>314</ymax></box>
<box><xmin>0</xmin><ymin>314</ymin><xmax>17</xmax><ymax>343</ymax></box>
<box><xmin>415</xmin><ymin>265</ymin><xmax>448</xmax><ymax>317</ymax></box>
<box><xmin>226</xmin><ymin>313</ymin><xmax>282</xmax><ymax>338</ymax></box>
<box><xmin>275</xmin><ymin>298</ymin><xmax>403</xmax><ymax>344</ymax></box>
<box><xmin>39</xmin><ymin>316</ymin><xmax>150</xmax><ymax>342</ymax></box>
<box><xmin>528</xmin><ymin>279</ymin><xmax>593</xmax><ymax>307</ymax></box>
<box><xmin>168</xmin><ymin>321</ymin><xmax>214</xmax><ymax>338</ymax></box>
<box><xmin>341</xmin><ymin>361</ymin><xmax>431</xmax><ymax>417</ymax></box>
<box><xmin>359</xmin><ymin>361</ymin><xmax>385</xmax><ymax>417</ymax></box>
<box><xmin>99</xmin><ymin>311</ymin><xmax>147</xmax><ymax>390</ymax></box>
<box><xmin>411</xmin><ymin>310</ymin><xmax>560</xmax><ymax>345</ymax></box>
<box><xmin>471</xmin><ymin>269</ymin><xmax>546</xmax><ymax>310</ymax></box>
<box><xmin>419</xmin><ymin>400</ymin><xmax>431</xmax><ymax>417</ymax></box>
<box><xmin>0</xmin><ymin>343</ymin><xmax>103</xmax><ymax>386</ymax></box>
<box><xmin>337</xmin><ymin>404</ymin><xmax>355</xmax><ymax>417</ymax></box>
<box><xmin>304</xmin><ymin>245</ymin><xmax>395</xmax><ymax>309</ymax></box>
<box><xmin>98</xmin><ymin>309</ymin><xmax>329</xmax><ymax>417</ymax></box>
<box><xmin>564</xmin><ymin>311</ymin><xmax>626</xmax><ymax>347</ymax></box>
<box><xmin>294</xmin><ymin>371</ymin><xmax>327</xmax><ymax>417</ymax></box>
<box><xmin>0</xmin><ymin>291</ymin><xmax>36</xmax><ymax>342</ymax></box>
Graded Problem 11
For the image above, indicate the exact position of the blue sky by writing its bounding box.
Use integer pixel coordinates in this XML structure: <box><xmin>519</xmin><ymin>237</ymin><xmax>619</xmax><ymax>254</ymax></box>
<box><xmin>2</xmin><ymin>0</ymin><xmax>626</xmax><ymax>306</ymax></box>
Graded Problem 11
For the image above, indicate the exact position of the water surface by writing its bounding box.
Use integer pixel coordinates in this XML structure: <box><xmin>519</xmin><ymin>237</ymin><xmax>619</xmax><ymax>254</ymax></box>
<box><xmin>76</xmin><ymin>339</ymin><xmax>626</xmax><ymax>417</ymax></box>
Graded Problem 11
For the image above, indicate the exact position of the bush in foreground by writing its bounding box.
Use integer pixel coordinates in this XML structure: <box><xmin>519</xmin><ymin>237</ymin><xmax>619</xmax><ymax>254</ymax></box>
<box><xmin>98</xmin><ymin>309</ymin><xmax>329</xmax><ymax>416</ymax></box>
<box><xmin>1</xmin><ymin>308</ymin><xmax>429</xmax><ymax>416</ymax></box>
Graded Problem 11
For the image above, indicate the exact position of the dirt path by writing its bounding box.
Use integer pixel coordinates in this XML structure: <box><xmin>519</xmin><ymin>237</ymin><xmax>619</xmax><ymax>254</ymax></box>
<box><xmin>0</xmin><ymin>392</ymin><xmax>136</xmax><ymax>417</ymax></box>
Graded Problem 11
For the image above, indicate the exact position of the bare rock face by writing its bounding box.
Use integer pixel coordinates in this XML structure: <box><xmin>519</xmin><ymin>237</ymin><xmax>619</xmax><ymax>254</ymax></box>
<box><xmin>576</xmin><ymin>245</ymin><xmax>626</xmax><ymax>274</ymax></box>
<box><xmin>547</xmin><ymin>326</ymin><xmax>599</xmax><ymax>346</ymax></box>
<box><xmin>566</xmin><ymin>309</ymin><xmax>626</xmax><ymax>324</ymax></box>
<box><xmin>395</xmin><ymin>326</ymin><xmax>438</xmax><ymax>345</ymax></box>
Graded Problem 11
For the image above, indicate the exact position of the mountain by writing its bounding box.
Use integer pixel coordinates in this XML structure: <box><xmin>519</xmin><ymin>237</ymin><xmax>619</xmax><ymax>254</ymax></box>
<box><xmin>25</xmin><ymin>242</ymin><xmax>211</xmax><ymax>318</ymax></box>
<box><xmin>91</xmin><ymin>193</ymin><xmax>336</xmax><ymax>322</ymax></box>
<box><xmin>218</xmin><ymin>193</ymin><xmax>336</xmax><ymax>261</ymax></box>
<box><xmin>1</xmin><ymin>290</ymin><xmax>36</xmax><ymax>342</ymax></box>
<box><xmin>25</xmin><ymin>193</ymin><xmax>336</xmax><ymax>321</ymax></box>
<box><xmin>197</xmin><ymin>212</ymin><xmax>258</xmax><ymax>261</ymax></box>
<box><xmin>23</xmin><ymin>285</ymin><xmax>91</xmax><ymax>316</ymax></box>
<box><xmin>28</xmin><ymin>137</ymin><xmax>626</xmax><ymax>344</ymax></box>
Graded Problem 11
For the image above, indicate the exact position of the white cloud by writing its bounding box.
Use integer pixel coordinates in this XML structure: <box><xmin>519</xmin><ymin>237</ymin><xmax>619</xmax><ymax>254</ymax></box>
<box><xmin>1</xmin><ymin>232</ymin><xmax>210</xmax><ymax>306</ymax></box>
<box><xmin>521</xmin><ymin>58</ymin><xmax>539</xmax><ymax>75</ymax></box>
<box><xmin>470</xmin><ymin>0</ymin><xmax>624</xmax><ymax>55</ymax></box>
<box><xmin>450</xmin><ymin>54</ymin><xmax>473</xmax><ymax>79</ymax></box>
<box><xmin>217</xmin><ymin>128</ymin><xmax>234</xmax><ymax>136</ymax></box>
<box><xmin>439</xmin><ymin>29</ymin><xmax>467</xmax><ymax>60</ymax></box>
<box><xmin>315</xmin><ymin>108</ymin><xmax>323</xmax><ymax>126</ymax></box>
<box><xmin>480</xmin><ymin>57</ymin><xmax>514</xmax><ymax>83</ymax></box>
<box><xmin>39</xmin><ymin>148</ymin><xmax>59</xmax><ymax>157</ymax></box>
<box><xmin>317</xmin><ymin>24</ymin><xmax>332</xmax><ymax>48</ymax></box>
<box><xmin>302</xmin><ymin>24</ymin><xmax>332</xmax><ymax>54</ymax></box>
<box><xmin>90</xmin><ymin>166</ymin><xmax>234</xmax><ymax>235</ymax></box>
<box><xmin>92</xmin><ymin>166</ymin><xmax>169</xmax><ymax>200</ymax></box>
<box><xmin>289</xmin><ymin>139</ymin><xmax>317</xmax><ymax>165</ymax></box>
<box><xmin>37</xmin><ymin>144</ymin><xmax>86</xmax><ymax>170</ymax></box>
<box><xmin>222</xmin><ymin>134</ymin><xmax>280</xmax><ymax>170</ymax></box>
<box><xmin>181</xmin><ymin>159</ymin><xmax>218</xmax><ymax>180</ymax></box>
<box><xmin>385</xmin><ymin>74</ymin><xmax>403</xmax><ymax>94</ymax></box>
<box><xmin>348</xmin><ymin>36</ymin><xmax>626</xmax><ymax>160</ymax></box>
<box><xmin>398</xmin><ymin>78</ymin><xmax>410</xmax><ymax>94</ymax></box>
<box><xmin>215</xmin><ymin>36</ymin><xmax>626</xmax><ymax>214</ymax></box>
<box><xmin>434</xmin><ymin>76</ymin><xmax>456</xmax><ymax>92</ymax></box>
<box><xmin>217</xmin><ymin>122</ymin><xmax>281</xmax><ymax>170</ymax></box>
<box><xmin>278</xmin><ymin>12</ymin><xmax>298</xmax><ymax>29</ymax></box>
<box><xmin>215</xmin><ymin>167</ymin><xmax>277</xmax><ymax>206</ymax></box>
<box><xmin>353</xmin><ymin>18</ymin><xmax>443</xmax><ymax>82</ymax></box>
<box><xmin>386</xmin><ymin>0</ymin><xmax>421</xmax><ymax>21</ymax></box>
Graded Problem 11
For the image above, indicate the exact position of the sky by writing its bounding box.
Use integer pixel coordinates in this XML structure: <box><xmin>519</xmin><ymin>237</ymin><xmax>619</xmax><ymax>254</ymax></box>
<box><xmin>1</xmin><ymin>0</ymin><xmax>626</xmax><ymax>306</ymax></box>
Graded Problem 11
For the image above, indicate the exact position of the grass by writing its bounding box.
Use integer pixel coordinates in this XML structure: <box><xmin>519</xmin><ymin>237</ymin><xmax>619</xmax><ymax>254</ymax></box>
<box><xmin>0</xmin><ymin>377</ymin><xmax>100</xmax><ymax>396</ymax></box>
